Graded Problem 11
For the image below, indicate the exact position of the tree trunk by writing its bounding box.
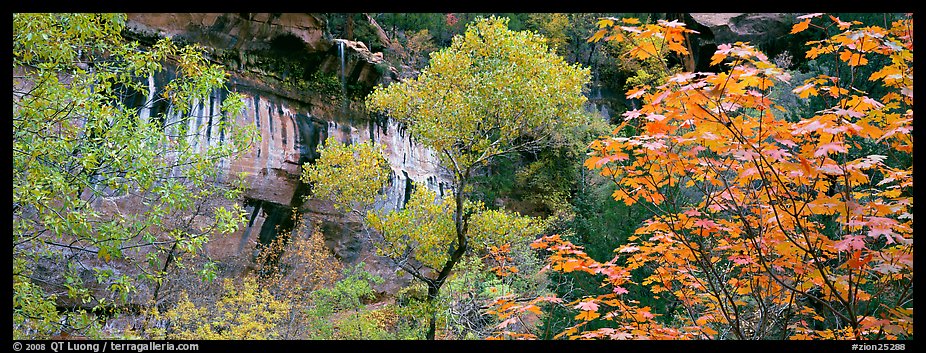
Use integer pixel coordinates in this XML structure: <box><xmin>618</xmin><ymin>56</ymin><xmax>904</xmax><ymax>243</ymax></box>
<box><xmin>411</xmin><ymin>165</ymin><xmax>472</xmax><ymax>340</ymax></box>
<box><xmin>346</xmin><ymin>13</ymin><xmax>354</xmax><ymax>40</ymax></box>
<box><xmin>151</xmin><ymin>241</ymin><xmax>179</xmax><ymax>303</ymax></box>
<box><xmin>425</xmin><ymin>283</ymin><xmax>440</xmax><ymax>340</ymax></box>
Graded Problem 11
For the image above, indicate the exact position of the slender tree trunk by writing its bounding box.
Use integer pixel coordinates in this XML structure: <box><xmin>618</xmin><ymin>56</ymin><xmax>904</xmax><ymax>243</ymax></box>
<box><xmin>152</xmin><ymin>242</ymin><xmax>179</xmax><ymax>303</ymax></box>
<box><xmin>426</xmin><ymin>283</ymin><xmax>440</xmax><ymax>340</ymax></box>
<box><xmin>421</xmin><ymin>174</ymin><xmax>470</xmax><ymax>340</ymax></box>
<box><xmin>346</xmin><ymin>13</ymin><xmax>354</xmax><ymax>41</ymax></box>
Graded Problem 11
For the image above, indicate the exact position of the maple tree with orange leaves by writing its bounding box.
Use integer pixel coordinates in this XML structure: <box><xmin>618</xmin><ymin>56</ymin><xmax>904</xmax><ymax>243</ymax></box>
<box><xmin>489</xmin><ymin>13</ymin><xmax>912</xmax><ymax>340</ymax></box>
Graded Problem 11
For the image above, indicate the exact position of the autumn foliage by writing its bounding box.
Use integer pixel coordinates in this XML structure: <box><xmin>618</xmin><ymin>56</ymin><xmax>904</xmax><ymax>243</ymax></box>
<box><xmin>490</xmin><ymin>14</ymin><xmax>912</xmax><ymax>340</ymax></box>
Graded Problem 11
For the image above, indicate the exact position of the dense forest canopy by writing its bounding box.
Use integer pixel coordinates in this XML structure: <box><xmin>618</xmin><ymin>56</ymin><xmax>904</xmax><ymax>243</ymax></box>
<box><xmin>12</xmin><ymin>12</ymin><xmax>912</xmax><ymax>341</ymax></box>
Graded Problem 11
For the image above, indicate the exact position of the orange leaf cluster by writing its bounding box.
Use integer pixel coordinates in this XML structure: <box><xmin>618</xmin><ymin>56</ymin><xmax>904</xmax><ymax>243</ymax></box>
<box><xmin>534</xmin><ymin>14</ymin><xmax>913</xmax><ymax>340</ymax></box>
<box><xmin>485</xmin><ymin>243</ymin><xmax>519</xmax><ymax>277</ymax></box>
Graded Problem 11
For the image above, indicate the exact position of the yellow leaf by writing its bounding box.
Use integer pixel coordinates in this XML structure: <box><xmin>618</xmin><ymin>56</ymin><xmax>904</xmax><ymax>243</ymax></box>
<box><xmin>560</xmin><ymin>260</ymin><xmax>582</xmax><ymax>272</ymax></box>
<box><xmin>859</xmin><ymin>38</ymin><xmax>879</xmax><ymax>52</ymax></box>
<box><xmin>631</xmin><ymin>41</ymin><xmax>659</xmax><ymax>60</ymax></box>
<box><xmin>555</xmin><ymin>326</ymin><xmax>578</xmax><ymax>340</ymax></box>
<box><xmin>604</xmin><ymin>33</ymin><xmax>625</xmax><ymax>42</ymax></box>
<box><xmin>575</xmin><ymin>310</ymin><xmax>601</xmax><ymax>321</ymax></box>
<box><xmin>524</xmin><ymin>305</ymin><xmax>542</xmax><ymax>315</ymax></box>
<box><xmin>668</xmin><ymin>42</ymin><xmax>689</xmax><ymax>55</ymax></box>
<box><xmin>588</xmin><ymin>29</ymin><xmax>607</xmax><ymax>43</ymax></box>
<box><xmin>793</xmin><ymin>83</ymin><xmax>818</xmax><ymax>98</ymax></box>
<box><xmin>798</xmin><ymin>155</ymin><xmax>814</xmax><ymax>176</ymax></box>
<box><xmin>806</xmin><ymin>46</ymin><xmax>823</xmax><ymax>59</ymax></box>
<box><xmin>710</xmin><ymin>52</ymin><xmax>727</xmax><ymax>66</ymax></box>
<box><xmin>99</xmin><ymin>248</ymin><xmax>111</xmax><ymax>262</ymax></box>
<box><xmin>791</xmin><ymin>20</ymin><xmax>811</xmax><ymax>34</ymax></box>
<box><xmin>645</xmin><ymin>119</ymin><xmax>673</xmax><ymax>135</ymax></box>
<box><xmin>839</xmin><ymin>50</ymin><xmax>868</xmax><ymax>66</ymax></box>
<box><xmin>829</xmin><ymin>15</ymin><xmax>853</xmax><ymax>30</ymax></box>
<box><xmin>584</xmin><ymin>156</ymin><xmax>602</xmax><ymax>170</ymax></box>
<box><xmin>626</xmin><ymin>87</ymin><xmax>646</xmax><ymax>99</ymax></box>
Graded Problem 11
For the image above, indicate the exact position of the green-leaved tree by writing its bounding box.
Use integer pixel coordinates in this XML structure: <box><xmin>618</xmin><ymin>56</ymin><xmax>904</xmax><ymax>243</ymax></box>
<box><xmin>304</xmin><ymin>16</ymin><xmax>590</xmax><ymax>339</ymax></box>
<box><xmin>13</xmin><ymin>13</ymin><xmax>257</xmax><ymax>338</ymax></box>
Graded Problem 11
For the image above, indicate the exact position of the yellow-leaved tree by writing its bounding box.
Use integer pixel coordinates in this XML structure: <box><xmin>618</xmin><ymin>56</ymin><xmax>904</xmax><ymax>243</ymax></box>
<box><xmin>304</xmin><ymin>16</ymin><xmax>591</xmax><ymax>339</ymax></box>
<box><xmin>491</xmin><ymin>14</ymin><xmax>912</xmax><ymax>340</ymax></box>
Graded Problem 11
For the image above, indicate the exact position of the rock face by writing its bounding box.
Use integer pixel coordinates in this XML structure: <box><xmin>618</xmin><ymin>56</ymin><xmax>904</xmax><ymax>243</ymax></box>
<box><xmin>126</xmin><ymin>13</ymin><xmax>329</xmax><ymax>52</ymax></box>
<box><xmin>687</xmin><ymin>13</ymin><xmax>800</xmax><ymax>71</ymax></box>
<box><xmin>127</xmin><ymin>13</ymin><xmax>397</xmax><ymax>106</ymax></box>
<box><xmin>123</xmin><ymin>13</ymin><xmax>449</xmax><ymax>295</ymax></box>
<box><xmin>690</xmin><ymin>13</ymin><xmax>796</xmax><ymax>46</ymax></box>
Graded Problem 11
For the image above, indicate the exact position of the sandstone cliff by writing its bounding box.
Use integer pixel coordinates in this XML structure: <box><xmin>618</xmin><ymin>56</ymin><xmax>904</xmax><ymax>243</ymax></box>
<box><xmin>122</xmin><ymin>13</ymin><xmax>449</xmax><ymax>296</ymax></box>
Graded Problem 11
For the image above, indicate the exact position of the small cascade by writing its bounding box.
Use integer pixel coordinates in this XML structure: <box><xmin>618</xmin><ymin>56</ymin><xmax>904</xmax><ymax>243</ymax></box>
<box><xmin>338</xmin><ymin>41</ymin><xmax>346</xmax><ymax>95</ymax></box>
<box><xmin>338</xmin><ymin>40</ymin><xmax>349</xmax><ymax>121</ymax></box>
<box><xmin>138</xmin><ymin>73</ymin><xmax>156</xmax><ymax>123</ymax></box>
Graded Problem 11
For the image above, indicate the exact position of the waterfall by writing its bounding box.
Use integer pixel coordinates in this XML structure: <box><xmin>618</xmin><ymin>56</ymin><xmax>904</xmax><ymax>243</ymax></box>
<box><xmin>338</xmin><ymin>41</ymin><xmax>347</xmax><ymax>106</ymax></box>
<box><xmin>338</xmin><ymin>40</ymin><xmax>348</xmax><ymax>119</ymax></box>
<box><xmin>138</xmin><ymin>73</ymin><xmax>156</xmax><ymax>123</ymax></box>
<box><xmin>338</xmin><ymin>41</ymin><xmax>346</xmax><ymax>94</ymax></box>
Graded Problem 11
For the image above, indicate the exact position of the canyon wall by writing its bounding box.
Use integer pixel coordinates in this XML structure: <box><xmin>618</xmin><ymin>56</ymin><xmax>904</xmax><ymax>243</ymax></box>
<box><xmin>123</xmin><ymin>13</ymin><xmax>450</xmax><ymax>295</ymax></box>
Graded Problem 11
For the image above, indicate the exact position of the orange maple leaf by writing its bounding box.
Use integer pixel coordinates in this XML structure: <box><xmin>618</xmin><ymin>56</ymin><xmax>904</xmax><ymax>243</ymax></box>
<box><xmin>575</xmin><ymin>310</ymin><xmax>601</xmax><ymax>321</ymax></box>
<box><xmin>791</xmin><ymin>19</ymin><xmax>811</xmax><ymax>34</ymax></box>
